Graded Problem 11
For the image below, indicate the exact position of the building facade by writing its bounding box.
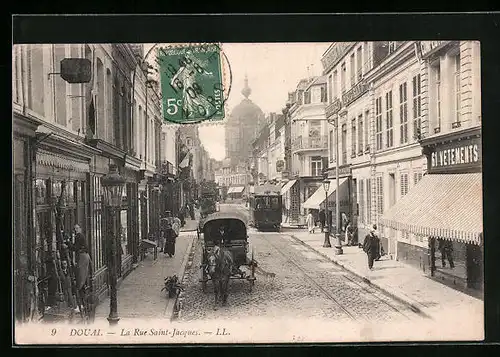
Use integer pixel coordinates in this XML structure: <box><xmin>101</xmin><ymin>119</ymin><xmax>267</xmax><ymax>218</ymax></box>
<box><xmin>287</xmin><ymin>76</ymin><xmax>329</xmax><ymax>224</ymax></box>
<box><xmin>12</xmin><ymin>43</ymin><xmax>176</xmax><ymax>323</ymax></box>
<box><xmin>380</xmin><ymin>41</ymin><xmax>483</xmax><ymax>292</ymax></box>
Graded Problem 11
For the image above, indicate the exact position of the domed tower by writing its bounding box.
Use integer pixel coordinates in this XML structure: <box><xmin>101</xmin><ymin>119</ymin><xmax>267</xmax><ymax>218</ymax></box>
<box><xmin>225</xmin><ymin>75</ymin><xmax>266</xmax><ymax>167</ymax></box>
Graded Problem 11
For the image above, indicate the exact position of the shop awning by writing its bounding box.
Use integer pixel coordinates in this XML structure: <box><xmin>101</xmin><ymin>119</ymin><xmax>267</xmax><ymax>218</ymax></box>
<box><xmin>302</xmin><ymin>178</ymin><xmax>348</xmax><ymax>209</ymax></box>
<box><xmin>380</xmin><ymin>173</ymin><xmax>483</xmax><ymax>245</ymax></box>
<box><xmin>281</xmin><ymin>180</ymin><xmax>297</xmax><ymax>195</ymax></box>
<box><xmin>230</xmin><ymin>186</ymin><xmax>245</xmax><ymax>194</ymax></box>
<box><xmin>226</xmin><ymin>187</ymin><xmax>235</xmax><ymax>194</ymax></box>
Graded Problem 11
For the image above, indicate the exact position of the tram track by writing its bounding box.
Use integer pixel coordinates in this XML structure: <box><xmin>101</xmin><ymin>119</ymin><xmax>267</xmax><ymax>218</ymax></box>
<box><xmin>264</xmin><ymin>234</ymin><xmax>414</xmax><ymax>321</ymax></box>
<box><xmin>263</xmin><ymin>236</ymin><xmax>357</xmax><ymax>321</ymax></box>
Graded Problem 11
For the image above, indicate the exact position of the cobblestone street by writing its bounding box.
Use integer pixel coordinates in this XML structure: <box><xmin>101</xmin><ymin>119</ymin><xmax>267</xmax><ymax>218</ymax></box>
<box><xmin>177</xmin><ymin>216</ymin><xmax>424</xmax><ymax>322</ymax></box>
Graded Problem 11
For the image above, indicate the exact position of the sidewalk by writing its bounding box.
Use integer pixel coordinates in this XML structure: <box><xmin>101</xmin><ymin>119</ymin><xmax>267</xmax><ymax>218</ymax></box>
<box><xmin>289</xmin><ymin>229</ymin><xmax>483</xmax><ymax>321</ymax></box>
<box><xmin>94</xmin><ymin>230</ymin><xmax>197</xmax><ymax>322</ymax></box>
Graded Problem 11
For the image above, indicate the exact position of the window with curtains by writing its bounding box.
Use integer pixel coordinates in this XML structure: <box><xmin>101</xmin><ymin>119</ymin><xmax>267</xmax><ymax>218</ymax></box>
<box><xmin>93</xmin><ymin>176</ymin><xmax>104</xmax><ymax>271</ymax></box>
<box><xmin>375</xmin><ymin>97</ymin><xmax>383</xmax><ymax>150</ymax></box>
<box><xmin>376</xmin><ymin>175</ymin><xmax>384</xmax><ymax>215</ymax></box>
<box><xmin>351</xmin><ymin>118</ymin><xmax>357</xmax><ymax>157</ymax></box>
<box><xmin>359</xmin><ymin>179</ymin><xmax>364</xmax><ymax>224</ymax></box>
<box><xmin>385</xmin><ymin>91</ymin><xmax>394</xmax><ymax>148</ymax></box>
<box><xmin>399</xmin><ymin>82</ymin><xmax>408</xmax><ymax>144</ymax></box>
<box><xmin>366</xmin><ymin>178</ymin><xmax>372</xmax><ymax>224</ymax></box>
<box><xmin>363</xmin><ymin>42</ymin><xmax>370</xmax><ymax>73</ymax></box>
<box><xmin>358</xmin><ymin>114</ymin><xmax>363</xmax><ymax>154</ymax></box>
<box><xmin>27</xmin><ymin>45</ymin><xmax>45</xmax><ymax>116</ymax></box>
<box><xmin>412</xmin><ymin>74</ymin><xmax>422</xmax><ymax>139</ymax></box>
<box><xmin>435</xmin><ymin>62</ymin><xmax>442</xmax><ymax>132</ymax></box>
<box><xmin>400</xmin><ymin>173</ymin><xmax>409</xmax><ymax>197</ymax></box>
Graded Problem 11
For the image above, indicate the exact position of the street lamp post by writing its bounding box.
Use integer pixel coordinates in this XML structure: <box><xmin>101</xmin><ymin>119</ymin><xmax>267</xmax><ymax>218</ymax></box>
<box><xmin>101</xmin><ymin>163</ymin><xmax>126</xmax><ymax>326</ymax></box>
<box><xmin>322</xmin><ymin>178</ymin><xmax>331</xmax><ymax>248</ymax></box>
<box><xmin>333</xmin><ymin>117</ymin><xmax>343</xmax><ymax>255</ymax></box>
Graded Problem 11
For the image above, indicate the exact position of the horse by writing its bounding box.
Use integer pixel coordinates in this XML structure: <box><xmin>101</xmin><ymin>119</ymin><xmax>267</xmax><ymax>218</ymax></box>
<box><xmin>206</xmin><ymin>245</ymin><xmax>234</xmax><ymax>309</ymax></box>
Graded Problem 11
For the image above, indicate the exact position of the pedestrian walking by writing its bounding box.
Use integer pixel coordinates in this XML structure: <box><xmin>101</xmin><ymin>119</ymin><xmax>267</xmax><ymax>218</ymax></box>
<box><xmin>189</xmin><ymin>202</ymin><xmax>195</xmax><ymax>220</ymax></box>
<box><xmin>306</xmin><ymin>210</ymin><xmax>315</xmax><ymax>234</ymax></box>
<box><xmin>72</xmin><ymin>224</ymin><xmax>91</xmax><ymax>291</ymax></box>
<box><xmin>178</xmin><ymin>207</ymin><xmax>186</xmax><ymax>227</ymax></box>
<box><xmin>363</xmin><ymin>224</ymin><xmax>381</xmax><ymax>270</ymax></box>
<box><xmin>162</xmin><ymin>221</ymin><xmax>177</xmax><ymax>257</ymax></box>
<box><xmin>438</xmin><ymin>239</ymin><xmax>455</xmax><ymax>269</ymax></box>
<box><xmin>345</xmin><ymin>221</ymin><xmax>353</xmax><ymax>246</ymax></box>
<box><xmin>319</xmin><ymin>209</ymin><xmax>326</xmax><ymax>233</ymax></box>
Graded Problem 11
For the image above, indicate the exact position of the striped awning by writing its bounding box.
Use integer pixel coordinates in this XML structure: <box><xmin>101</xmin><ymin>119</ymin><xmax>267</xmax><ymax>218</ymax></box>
<box><xmin>380</xmin><ymin>173</ymin><xmax>483</xmax><ymax>245</ymax></box>
<box><xmin>36</xmin><ymin>150</ymin><xmax>89</xmax><ymax>173</ymax></box>
<box><xmin>303</xmin><ymin>178</ymin><xmax>348</xmax><ymax>209</ymax></box>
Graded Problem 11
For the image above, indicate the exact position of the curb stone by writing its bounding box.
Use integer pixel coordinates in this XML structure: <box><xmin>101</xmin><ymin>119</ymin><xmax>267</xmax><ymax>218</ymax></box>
<box><xmin>289</xmin><ymin>234</ymin><xmax>433</xmax><ymax>320</ymax></box>
<box><xmin>163</xmin><ymin>232</ymin><xmax>197</xmax><ymax>320</ymax></box>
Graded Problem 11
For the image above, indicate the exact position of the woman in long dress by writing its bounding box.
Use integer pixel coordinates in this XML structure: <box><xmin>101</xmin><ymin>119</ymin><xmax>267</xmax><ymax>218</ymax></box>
<box><xmin>306</xmin><ymin>210</ymin><xmax>315</xmax><ymax>234</ymax></box>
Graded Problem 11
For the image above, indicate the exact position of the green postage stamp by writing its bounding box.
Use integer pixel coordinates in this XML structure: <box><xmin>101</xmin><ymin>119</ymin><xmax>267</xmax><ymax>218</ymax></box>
<box><xmin>158</xmin><ymin>44</ymin><xmax>227</xmax><ymax>124</ymax></box>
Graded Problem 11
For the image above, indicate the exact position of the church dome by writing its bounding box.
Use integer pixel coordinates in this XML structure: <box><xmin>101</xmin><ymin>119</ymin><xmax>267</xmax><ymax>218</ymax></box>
<box><xmin>228</xmin><ymin>74</ymin><xmax>265</xmax><ymax>123</ymax></box>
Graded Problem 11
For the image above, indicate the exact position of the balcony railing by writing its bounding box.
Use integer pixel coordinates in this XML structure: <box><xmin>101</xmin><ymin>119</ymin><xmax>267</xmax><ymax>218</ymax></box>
<box><xmin>292</xmin><ymin>135</ymin><xmax>328</xmax><ymax>152</ymax></box>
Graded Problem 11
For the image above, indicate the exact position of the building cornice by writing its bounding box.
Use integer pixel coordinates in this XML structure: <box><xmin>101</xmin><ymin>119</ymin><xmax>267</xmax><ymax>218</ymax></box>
<box><xmin>419</xmin><ymin>126</ymin><xmax>481</xmax><ymax>147</ymax></box>
<box><xmin>364</xmin><ymin>42</ymin><xmax>416</xmax><ymax>84</ymax></box>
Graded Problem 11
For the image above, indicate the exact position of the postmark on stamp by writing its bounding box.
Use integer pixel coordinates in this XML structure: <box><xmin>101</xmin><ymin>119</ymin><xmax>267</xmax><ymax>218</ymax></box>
<box><xmin>157</xmin><ymin>43</ymin><xmax>231</xmax><ymax>125</ymax></box>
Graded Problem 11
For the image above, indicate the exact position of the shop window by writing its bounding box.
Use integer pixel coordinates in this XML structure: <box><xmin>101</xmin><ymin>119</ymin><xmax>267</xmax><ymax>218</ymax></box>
<box><xmin>35</xmin><ymin>179</ymin><xmax>48</xmax><ymax>205</ymax></box>
<box><xmin>399</xmin><ymin>82</ymin><xmax>408</xmax><ymax>144</ymax></box>
<box><xmin>120</xmin><ymin>210</ymin><xmax>128</xmax><ymax>257</ymax></box>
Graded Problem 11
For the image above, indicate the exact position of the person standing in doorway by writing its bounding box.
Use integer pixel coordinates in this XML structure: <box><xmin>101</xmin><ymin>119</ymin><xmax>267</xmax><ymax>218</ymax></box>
<box><xmin>438</xmin><ymin>239</ymin><xmax>455</xmax><ymax>269</ymax></box>
<box><xmin>319</xmin><ymin>209</ymin><xmax>326</xmax><ymax>233</ymax></box>
<box><xmin>306</xmin><ymin>210</ymin><xmax>315</xmax><ymax>234</ymax></box>
<box><xmin>363</xmin><ymin>224</ymin><xmax>380</xmax><ymax>270</ymax></box>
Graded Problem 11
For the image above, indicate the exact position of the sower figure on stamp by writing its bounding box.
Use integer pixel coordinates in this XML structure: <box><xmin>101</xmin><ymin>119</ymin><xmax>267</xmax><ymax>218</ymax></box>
<box><xmin>363</xmin><ymin>224</ymin><xmax>381</xmax><ymax>270</ymax></box>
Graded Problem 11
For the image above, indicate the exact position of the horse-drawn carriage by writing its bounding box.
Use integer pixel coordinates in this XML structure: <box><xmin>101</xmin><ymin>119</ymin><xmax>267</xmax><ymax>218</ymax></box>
<box><xmin>198</xmin><ymin>212</ymin><xmax>257</xmax><ymax>304</ymax></box>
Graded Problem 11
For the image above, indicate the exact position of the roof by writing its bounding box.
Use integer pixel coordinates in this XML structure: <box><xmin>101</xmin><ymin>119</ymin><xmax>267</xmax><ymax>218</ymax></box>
<box><xmin>200</xmin><ymin>211</ymin><xmax>249</xmax><ymax>227</ymax></box>
<box><xmin>380</xmin><ymin>173</ymin><xmax>482</xmax><ymax>245</ymax></box>
<box><xmin>306</xmin><ymin>75</ymin><xmax>327</xmax><ymax>89</ymax></box>
<box><xmin>254</xmin><ymin>183</ymin><xmax>281</xmax><ymax>195</ymax></box>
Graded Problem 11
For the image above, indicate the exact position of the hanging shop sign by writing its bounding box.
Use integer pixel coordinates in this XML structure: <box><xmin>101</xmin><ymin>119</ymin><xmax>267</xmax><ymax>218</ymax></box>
<box><xmin>325</xmin><ymin>98</ymin><xmax>342</xmax><ymax>118</ymax></box>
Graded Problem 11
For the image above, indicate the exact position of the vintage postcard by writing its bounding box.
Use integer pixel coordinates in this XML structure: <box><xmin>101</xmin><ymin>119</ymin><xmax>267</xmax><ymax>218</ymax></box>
<box><xmin>13</xmin><ymin>40</ymin><xmax>483</xmax><ymax>345</ymax></box>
